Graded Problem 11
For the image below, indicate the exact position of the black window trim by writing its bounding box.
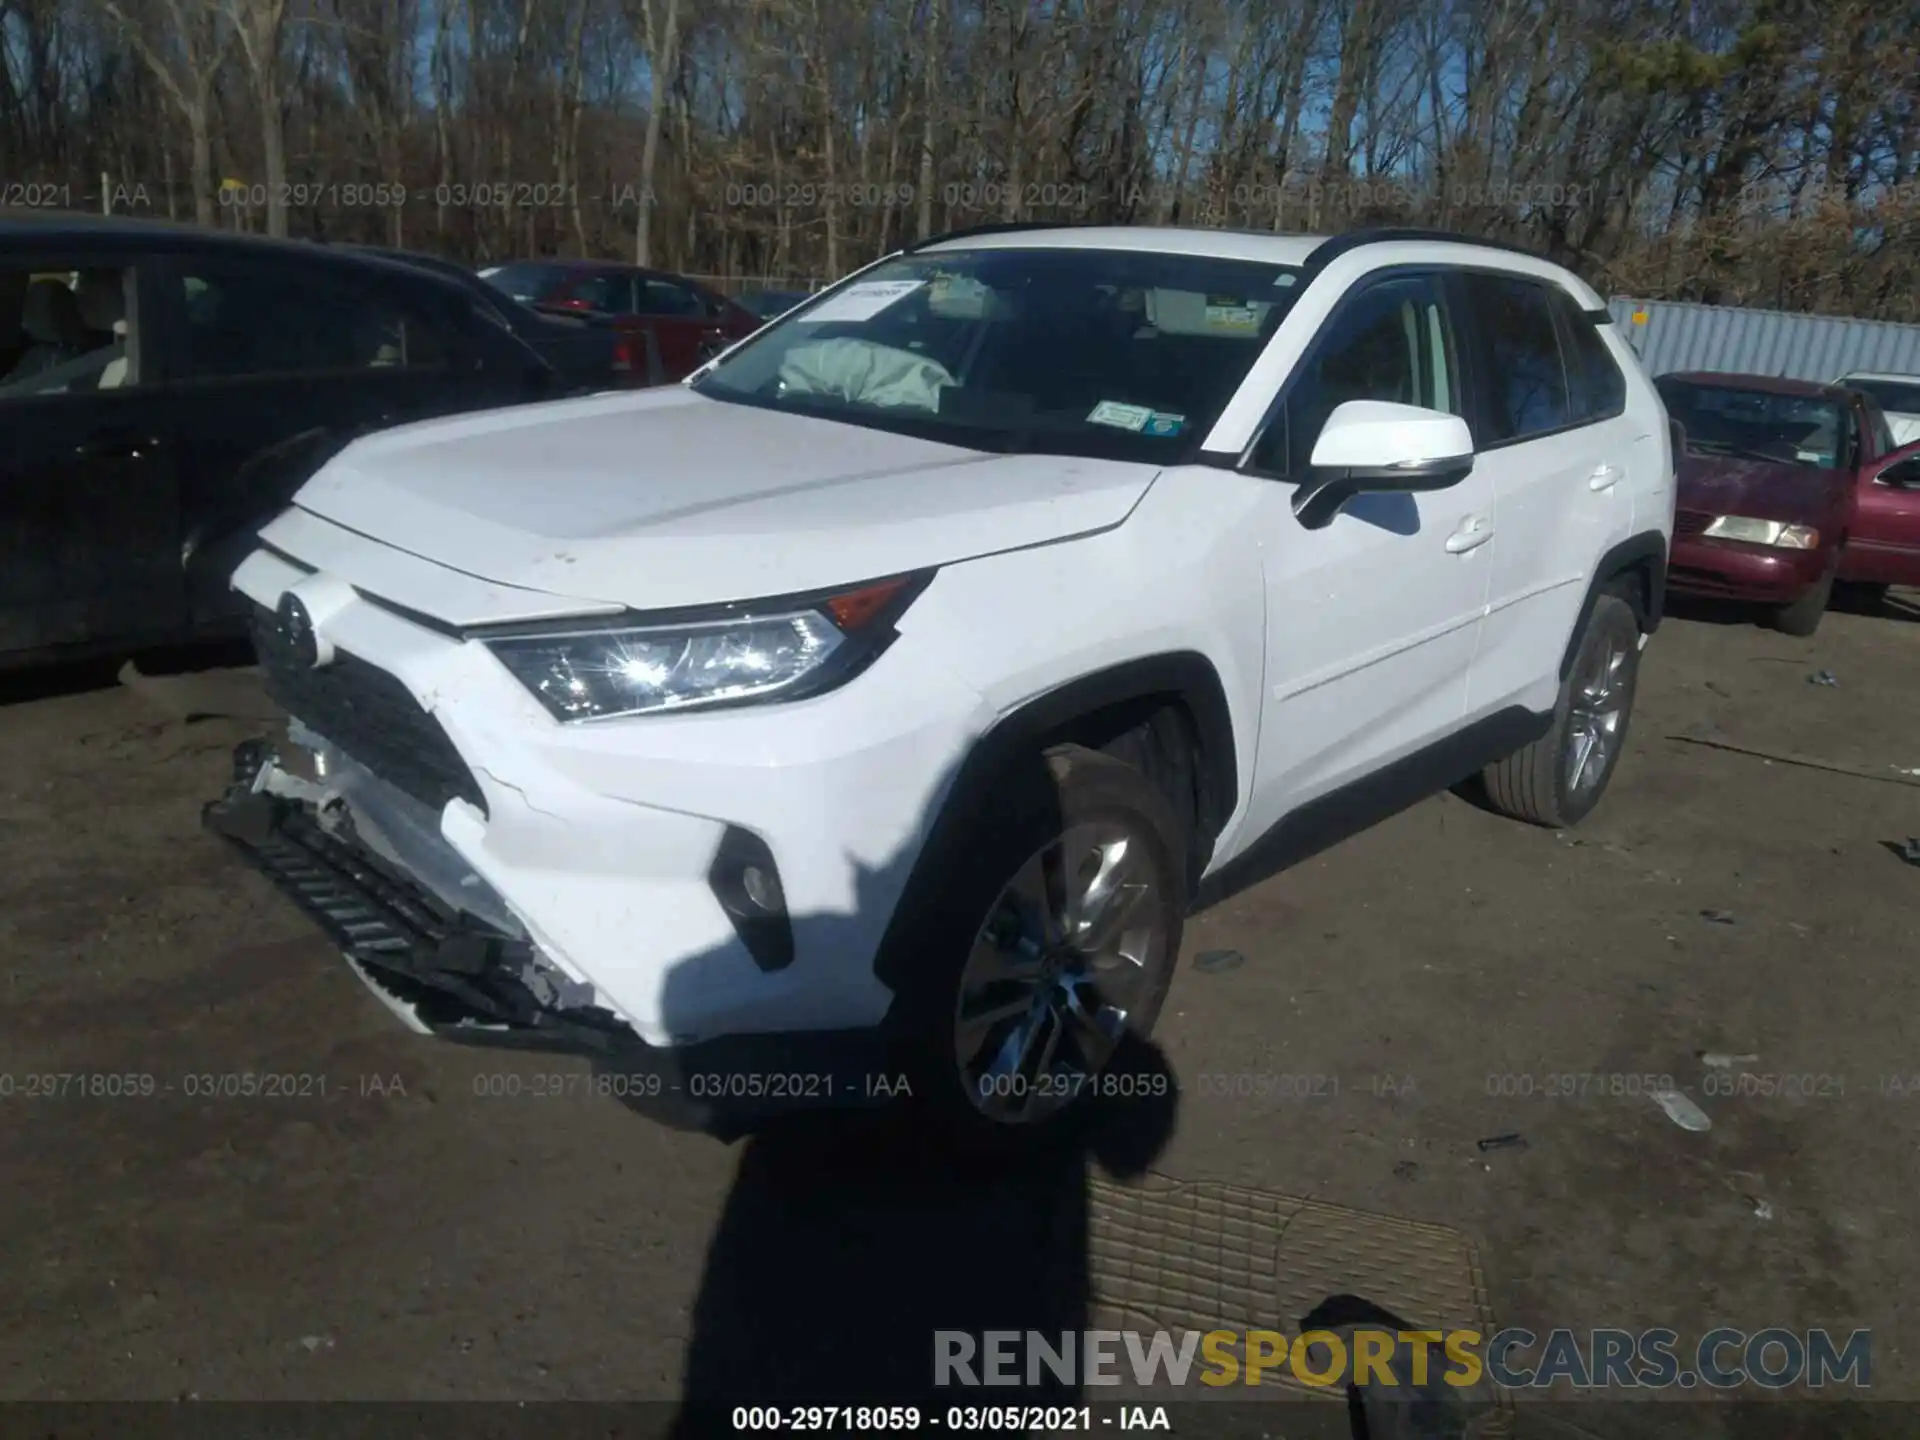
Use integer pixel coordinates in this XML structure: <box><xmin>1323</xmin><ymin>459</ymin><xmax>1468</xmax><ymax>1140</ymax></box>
<box><xmin>1232</xmin><ymin>264</ymin><xmax>1464</xmax><ymax>482</ymax></box>
<box><xmin>1455</xmin><ymin>267</ymin><xmax>1622</xmax><ymax>454</ymax></box>
<box><xmin>1544</xmin><ymin>284</ymin><xmax>1629</xmax><ymax>432</ymax></box>
<box><xmin>0</xmin><ymin>248</ymin><xmax>150</xmax><ymax>394</ymax></box>
<box><xmin>1216</xmin><ymin>259</ymin><xmax>1624</xmax><ymax>479</ymax></box>
<box><xmin>156</xmin><ymin>251</ymin><xmax>459</xmax><ymax>384</ymax></box>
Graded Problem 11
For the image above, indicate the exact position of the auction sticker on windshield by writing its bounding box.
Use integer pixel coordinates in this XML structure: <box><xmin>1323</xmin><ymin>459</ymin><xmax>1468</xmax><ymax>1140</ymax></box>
<box><xmin>796</xmin><ymin>280</ymin><xmax>926</xmax><ymax>324</ymax></box>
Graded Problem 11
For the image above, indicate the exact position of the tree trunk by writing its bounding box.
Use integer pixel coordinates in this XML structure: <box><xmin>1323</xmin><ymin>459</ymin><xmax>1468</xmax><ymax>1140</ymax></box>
<box><xmin>189</xmin><ymin>101</ymin><xmax>215</xmax><ymax>226</ymax></box>
<box><xmin>260</xmin><ymin>78</ymin><xmax>287</xmax><ymax>236</ymax></box>
<box><xmin>917</xmin><ymin>0</ymin><xmax>940</xmax><ymax>238</ymax></box>
<box><xmin>635</xmin><ymin>0</ymin><xmax>680</xmax><ymax>266</ymax></box>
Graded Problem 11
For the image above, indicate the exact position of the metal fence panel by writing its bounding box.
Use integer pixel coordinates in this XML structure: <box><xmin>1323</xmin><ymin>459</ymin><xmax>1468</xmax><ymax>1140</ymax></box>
<box><xmin>1608</xmin><ymin>297</ymin><xmax>1920</xmax><ymax>383</ymax></box>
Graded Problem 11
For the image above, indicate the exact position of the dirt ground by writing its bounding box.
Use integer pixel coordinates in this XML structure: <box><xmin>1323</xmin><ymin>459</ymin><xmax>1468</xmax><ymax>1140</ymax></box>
<box><xmin>3</xmin><ymin>592</ymin><xmax>1919</xmax><ymax>1436</ymax></box>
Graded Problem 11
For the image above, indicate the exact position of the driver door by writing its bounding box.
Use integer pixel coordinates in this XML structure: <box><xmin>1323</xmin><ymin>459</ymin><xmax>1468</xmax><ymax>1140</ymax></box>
<box><xmin>1239</xmin><ymin>269</ymin><xmax>1495</xmax><ymax>828</ymax></box>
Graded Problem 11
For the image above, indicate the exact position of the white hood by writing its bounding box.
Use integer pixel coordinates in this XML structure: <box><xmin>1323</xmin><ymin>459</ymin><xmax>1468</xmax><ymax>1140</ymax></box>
<box><xmin>289</xmin><ymin>387</ymin><xmax>1160</xmax><ymax>612</ymax></box>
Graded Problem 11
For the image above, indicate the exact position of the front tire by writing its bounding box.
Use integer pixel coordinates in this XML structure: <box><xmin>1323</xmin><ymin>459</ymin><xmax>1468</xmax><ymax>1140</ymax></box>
<box><xmin>1770</xmin><ymin>562</ymin><xmax>1834</xmax><ymax>637</ymax></box>
<box><xmin>892</xmin><ymin>744</ymin><xmax>1187</xmax><ymax>1153</ymax></box>
<box><xmin>1480</xmin><ymin>591</ymin><xmax>1641</xmax><ymax>829</ymax></box>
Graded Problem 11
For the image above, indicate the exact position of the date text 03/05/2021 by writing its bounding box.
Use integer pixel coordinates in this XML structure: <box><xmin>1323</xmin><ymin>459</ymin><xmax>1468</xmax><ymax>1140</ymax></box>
<box><xmin>730</xmin><ymin>1406</ymin><xmax>1170</xmax><ymax>1432</ymax></box>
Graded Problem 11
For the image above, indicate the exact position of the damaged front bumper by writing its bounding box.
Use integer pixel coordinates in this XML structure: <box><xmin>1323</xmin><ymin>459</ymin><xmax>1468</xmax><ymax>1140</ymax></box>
<box><xmin>202</xmin><ymin>738</ymin><xmax>898</xmax><ymax>1132</ymax></box>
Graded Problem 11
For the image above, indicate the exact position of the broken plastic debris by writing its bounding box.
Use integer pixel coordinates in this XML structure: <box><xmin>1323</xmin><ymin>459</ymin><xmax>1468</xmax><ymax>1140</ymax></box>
<box><xmin>1653</xmin><ymin>1087</ymin><xmax>1711</xmax><ymax>1132</ymax></box>
<box><xmin>1899</xmin><ymin>838</ymin><xmax>1920</xmax><ymax>866</ymax></box>
<box><xmin>297</xmin><ymin>1335</ymin><xmax>334</xmax><ymax>1353</ymax></box>
<box><xmin>1808</xmin><ymin>670</ymin><xmax>1838</xmax><ymax>686</ymax></box>
<box><xmin>1894</xmin><ymin>766</ymin><xmax>1920</xmax><ymax>778</ymax></box>
<box><xmin>1699</xmin><ymin>1052</ymin><xmax>1760</xmax><ymax>1069</ymax></box>
<box><xmin>1192</xmin><ymin>948</ymin><xmax>1245</xmax><ymax>973</ymax></box>
<box><xmin>1750</xmin><ymin>1197</ymin><xmax>1774</xmax><ymax>1220</ymax></box>
<box><xmin>1700</xmin><ymin>909</ymin><xmax>1736</xmax><ymax>924</ymax></box>
<box><xmin>1476</xmin><ymin>1133</ymin><xmax>1527</xmax><ymax>1152</ymax></box>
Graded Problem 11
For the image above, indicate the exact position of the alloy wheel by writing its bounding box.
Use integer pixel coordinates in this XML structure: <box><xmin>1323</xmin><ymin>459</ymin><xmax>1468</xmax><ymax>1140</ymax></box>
<box><xmin>1566</xmin><ymin>627</ymin><xmax>1631</xmax><ymax>798</ymax></box>
<box><xmin>951</xmin><ymin>821</ymin><xmax>1171</xmax><ymax>1124</ymax></box>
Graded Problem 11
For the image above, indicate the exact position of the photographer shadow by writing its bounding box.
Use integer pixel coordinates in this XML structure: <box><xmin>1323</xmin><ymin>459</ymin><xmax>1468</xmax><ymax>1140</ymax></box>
<box><xmin>667</xmin><ymin>1032</ymin><xmax>1179</xmax><ymax>1437</ymax></box>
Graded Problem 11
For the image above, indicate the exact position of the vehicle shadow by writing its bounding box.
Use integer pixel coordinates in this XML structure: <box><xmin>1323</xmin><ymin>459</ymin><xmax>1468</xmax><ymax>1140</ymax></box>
<box><xmin>1660</xmin><ymin>593</ymin><xmax>1770</xmax><ymax>629</ymax></box>
<box><xmin>1831</xmin><ymin>582</ymin><xmax>1920</xmax><ymax>624</ymax></box>
<box><xmin>0</xmin><ymin>636</ymin><xmax>255</xmax><ymax>710</ymax></box>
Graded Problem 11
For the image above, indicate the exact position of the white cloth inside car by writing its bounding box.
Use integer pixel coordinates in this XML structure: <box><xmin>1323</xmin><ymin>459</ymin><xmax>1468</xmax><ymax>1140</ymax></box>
<box><xmin>777</xmin><ymin>337</ymin><xmax>957</xmax><ymax>413</ymax></box>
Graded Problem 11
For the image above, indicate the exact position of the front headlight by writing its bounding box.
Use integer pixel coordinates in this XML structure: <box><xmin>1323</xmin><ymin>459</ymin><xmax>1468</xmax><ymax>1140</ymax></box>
<box><xmin>1700</xmin><ymin>516</ymin><xmax>1821</xmax><ymax>549</ymax></box>
<box><xmin>483</xmin><ymin>572</ymin><xmax>930</xmax><ymax>722</ymax></box>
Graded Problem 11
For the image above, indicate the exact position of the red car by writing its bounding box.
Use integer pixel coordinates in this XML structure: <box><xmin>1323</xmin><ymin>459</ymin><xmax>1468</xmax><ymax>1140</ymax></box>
<box><xmin>478</xmin><ymin>260</ymin><xmax>762</xmax><ymax>382</ymax></box>
<box><xmin>1655</xmin><ymin>372</ymin><xmax>1920</xmax><ymax>634</ymax></box>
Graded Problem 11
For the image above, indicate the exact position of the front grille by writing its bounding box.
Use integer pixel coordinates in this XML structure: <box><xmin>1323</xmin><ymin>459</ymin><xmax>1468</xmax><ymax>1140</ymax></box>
<box><xmin>1674</xmin><ymin>509</ymin><xmax>1711</xmax><ymax>537</ymax></box>
<box><xmin>249</xmin><ymin>605</ymin><xmax>487</xmax><ymax>816</ymax></box>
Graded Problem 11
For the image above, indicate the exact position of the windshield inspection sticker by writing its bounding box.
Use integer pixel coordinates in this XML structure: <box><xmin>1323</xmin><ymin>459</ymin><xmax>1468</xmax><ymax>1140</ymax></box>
<box><xmin>1143</xmin><ymin>412</ymin><xmax>1186</xmax><ymax>437</ymax></box>
<box><xmin>1088</xmin><ymin>400</ymin><xmax>1156</xmax><ymax>431</ymax></box>
<box><xmin>794</xmin><ymin>279</ymin><xmax>925</xmax><ymax>324</ymax></box>
<box><xmin>1203</xmin><ymin>300</ymin><xmax>1261</xmax><ymax>333</ymax></box>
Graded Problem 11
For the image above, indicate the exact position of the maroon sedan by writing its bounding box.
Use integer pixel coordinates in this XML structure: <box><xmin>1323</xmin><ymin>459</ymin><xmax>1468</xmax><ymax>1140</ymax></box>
<box><xmin>1655</xmin><ymin>372</ymin><xmax>1917</xmax><ymax>635</ymax></box>
<box><xmin>478</xmin><ymin>260</ymin><xmax>762</xmax><ymax>383</ymax></box>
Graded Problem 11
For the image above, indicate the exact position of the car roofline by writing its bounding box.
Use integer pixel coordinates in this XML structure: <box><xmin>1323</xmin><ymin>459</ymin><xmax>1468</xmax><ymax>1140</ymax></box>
<box><xmin>903</xmin><ymin>221</ymin><xmax>1608</xmax><ymax>315</ymax></box>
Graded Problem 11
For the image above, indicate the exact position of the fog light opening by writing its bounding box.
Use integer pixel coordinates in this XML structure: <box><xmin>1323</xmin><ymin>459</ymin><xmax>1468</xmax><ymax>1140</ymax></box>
<box><xmin>707</xmin><ymin>827</ymin><xmax>794</xmax><ymax>972</ymax></box>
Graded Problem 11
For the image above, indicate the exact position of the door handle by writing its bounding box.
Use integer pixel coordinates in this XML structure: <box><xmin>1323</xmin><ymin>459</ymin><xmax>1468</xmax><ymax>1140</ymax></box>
<box><xmin>1589</xmin><ymin>464</ymin><xmax>1623</xmax><ymax>491</ymax></box>
<box><xmin>74</xmin><ymin>432</ymin><xmax>160</xmax><ymax>460</ymax></box>
<box><xmin>1445</xmin><ymin>515</ymin><xmax>1494</xmax><ymax>554</ymax></box>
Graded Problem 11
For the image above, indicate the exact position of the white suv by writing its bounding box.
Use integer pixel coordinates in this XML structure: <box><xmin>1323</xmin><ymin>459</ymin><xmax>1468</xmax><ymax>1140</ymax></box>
<box><xmin>206</xmin><ymin>225</ymin><xmax>1676</xmax><ymax>1144</ymax></box>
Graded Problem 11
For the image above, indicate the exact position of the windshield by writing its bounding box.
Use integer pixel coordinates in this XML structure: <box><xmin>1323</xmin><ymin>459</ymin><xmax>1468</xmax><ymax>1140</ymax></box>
<box><xmin>693</xmin><ymin>248</ymin><xmax>1304</xmax><ymax>459</ymax></box>
<box><xmin>482</xmin><ymin>262</ymin><xmax>580</xmax><ymax>305</ymax></box>
<box><xmin>1656</xmin><ymin>378</ymin><xmax>1848</xmax><ymax>469</ymax></box>
<box><xmin>1843</xmin><ymin>377</ymin><xmax>1920</xmax><ymax>415</ymax></box>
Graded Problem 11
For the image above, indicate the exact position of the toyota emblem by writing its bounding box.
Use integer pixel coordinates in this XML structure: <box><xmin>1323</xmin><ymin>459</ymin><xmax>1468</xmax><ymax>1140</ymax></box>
<box><xmin>276</xmin><ymin>591</ymin><xmax>320</xmax><ymax>669</ymax></box>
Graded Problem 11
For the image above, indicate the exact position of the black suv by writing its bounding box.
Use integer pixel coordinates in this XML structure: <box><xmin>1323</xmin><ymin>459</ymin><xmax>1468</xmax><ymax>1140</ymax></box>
<box><xmin>0</xmin><ymin>211</ymin><xmax>563</xmax><ymax>668</ymax></box>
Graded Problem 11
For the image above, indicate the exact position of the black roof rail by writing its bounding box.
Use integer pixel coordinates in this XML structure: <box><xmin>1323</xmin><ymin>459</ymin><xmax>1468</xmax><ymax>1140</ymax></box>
<box><xmin>1304</xmin><ymin>226</ymin><xmax>1561</xmax><ymax>269</ymax></box>
<box><xmin>1298</xmin><ymin>225</ymin><xmax>1608</xmax><ymax>306</ymax></box>
<box><xmin>905</xmin><ymin>220</ymin><xmax>1094</xmax><ymax>251</ymax></box>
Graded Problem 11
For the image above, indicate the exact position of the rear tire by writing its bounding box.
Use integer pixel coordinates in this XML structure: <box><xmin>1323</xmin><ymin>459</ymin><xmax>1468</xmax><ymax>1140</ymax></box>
<box><xmin>1770</xmin><ymin>563</ymin><xmax>1834</xmax><ymax>637</ymax></box>
<box><xmin>890</xmin><ymin>744</ymin><xmax>1187</xmax><ymax>1156</ymax></box>
<box><xmin>1480</xmin><ymin>591</ymin><xmax>1641</xmax><ymax>829</ymax></box>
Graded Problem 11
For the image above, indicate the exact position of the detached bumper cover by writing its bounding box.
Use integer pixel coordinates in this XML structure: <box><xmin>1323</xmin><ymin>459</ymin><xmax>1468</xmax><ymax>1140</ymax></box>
<box><xmin>202</xmin><ymin>739</ymin><xmax>897</xmax><ymax>1128</ymax></box>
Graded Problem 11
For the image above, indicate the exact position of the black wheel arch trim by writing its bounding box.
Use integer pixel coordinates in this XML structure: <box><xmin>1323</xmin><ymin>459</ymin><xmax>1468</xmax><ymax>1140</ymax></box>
<box><xmin>1562</xmin><ymin>531</ymin><xmax>1667</xmax><ymax>681</ymax></box>
<box><xmin>870</xmin><ymin>650</ymin><xmax>1238</xmax><ymax>996</ymax></box>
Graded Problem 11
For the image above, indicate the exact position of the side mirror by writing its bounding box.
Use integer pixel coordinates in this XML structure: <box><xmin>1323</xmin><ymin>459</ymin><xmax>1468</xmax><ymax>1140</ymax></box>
<box><xmin>1295</xmin><ymin>400</ymin><xmax>1477</xmax><ymax>529</ymax></box>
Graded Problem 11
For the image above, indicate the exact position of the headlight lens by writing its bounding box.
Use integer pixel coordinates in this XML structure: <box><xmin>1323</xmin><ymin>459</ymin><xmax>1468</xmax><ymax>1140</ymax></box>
<box><xmin>1701</xmin><ymin>516</ymin><xmax>1821</xmax><ymax>549</ymax></box>
<box><xmin>484</xmin><ymin>574</ymin><xmax>926</xmax><ymax>722</ymax></box>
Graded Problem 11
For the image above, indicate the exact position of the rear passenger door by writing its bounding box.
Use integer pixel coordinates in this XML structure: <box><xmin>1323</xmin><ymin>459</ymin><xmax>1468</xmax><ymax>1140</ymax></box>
<box><xmin>1462</xmin><ymin>272</ymin><xmax>1638</xmax><ymax>720</ymax></box>
<box><xmin>0</xmin><ymin>247</ymin><xmax>186</xmax><ymax>659</ymax></box>
<box><xmin>152</xmin><ymin>252</ymin><xmax>488</xmax><ymax>626</ymax></box>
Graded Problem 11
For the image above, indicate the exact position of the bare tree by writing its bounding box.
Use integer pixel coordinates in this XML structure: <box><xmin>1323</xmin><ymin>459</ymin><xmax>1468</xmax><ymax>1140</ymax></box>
<box><xmin>99</xmin><ymin>0</ymin><xmax>234</xmax><ymax>224</ymax></box>
<box><xmin>628</xmin><ymin>0</ymin><xmax>679</xmax><ymax>264</ymax></box>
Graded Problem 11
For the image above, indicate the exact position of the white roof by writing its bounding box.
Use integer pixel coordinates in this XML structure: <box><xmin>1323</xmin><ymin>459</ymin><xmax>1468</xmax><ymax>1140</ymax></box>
<box><xmin>1838</xmin><ymin>370</ymin><xmax>1920</xmax><ymax>382</ymax></box>
<box><xmin>919</xmin><ymin>226</ymin><xmax>1331</xmax><ymax>267</ymax></box>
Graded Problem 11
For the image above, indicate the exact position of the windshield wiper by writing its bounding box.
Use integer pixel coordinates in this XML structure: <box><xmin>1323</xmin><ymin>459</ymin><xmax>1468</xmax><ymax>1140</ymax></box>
<box><xmin>1690</xmin><ymin>442</ymin><xmax>1794</xmax><ymax>465</ymax></box>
